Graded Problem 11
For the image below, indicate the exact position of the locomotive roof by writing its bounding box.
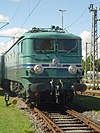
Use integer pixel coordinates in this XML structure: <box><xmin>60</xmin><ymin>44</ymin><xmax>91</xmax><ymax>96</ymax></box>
<box><xmin>23</xmin><ymin>27</ymin><xmax>81</xmax><ymax>40</ymax></box>
<box><xmin>3</xmin><ymin>27</ymin><xmax>81</xmax><ymax>54</ymax></box>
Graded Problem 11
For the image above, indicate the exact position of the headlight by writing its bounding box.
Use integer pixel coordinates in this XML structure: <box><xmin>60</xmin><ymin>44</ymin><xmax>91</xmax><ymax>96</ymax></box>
<box><xmin>68</xmin><ymin>65</ymin><xmax>77</xmax><ymax>74</ymax></box>
<box><xmin>34</xmin><ymin>65</ymin><xmax>44</xmax><ymax>74</ymax></box>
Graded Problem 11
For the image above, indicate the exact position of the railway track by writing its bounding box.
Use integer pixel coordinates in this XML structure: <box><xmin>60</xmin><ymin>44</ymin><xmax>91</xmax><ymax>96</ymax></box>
<box><xmin>76</xmin><ymin>90</ymin><xmax>100</xmax><ymax>97</ymax></box>
<box><xmin>31</xmin><ymin>106</ymin><xmax>100</xmax><ymax>133</ymax></box>
<box><xmin>82</xmin><ymin>91</ymin><xmax>100</xmax><ymax>96</ymax></box>
<box><xmin>8</xmin><ymin>91</ymin><xmax>100</xmax><ymax>133</ymax></box>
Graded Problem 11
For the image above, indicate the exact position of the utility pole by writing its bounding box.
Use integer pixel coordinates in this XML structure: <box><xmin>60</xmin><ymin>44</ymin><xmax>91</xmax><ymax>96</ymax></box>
<box><xmin>59</xmin><ymin>9</ymin><xmax>66</xmax><ymax>30</ymax></box>
<box><xmin>85</xmin><ymin>42</ymin><xmax>91</xmax><ymax>80</ymax></box>
<box><xmin>85</xmin><ymin>42</ymin><xmax>88</xmax><ymax>80</ymax></box>
<box><xmin>88</xmin><ymin>4</ymin><xmax>100</xmax><ymax>89</ymax></box>
<box><xmin>85</xmin><ymin>42</ymin><xmax>91</xmax><ymax>81</ymax></box>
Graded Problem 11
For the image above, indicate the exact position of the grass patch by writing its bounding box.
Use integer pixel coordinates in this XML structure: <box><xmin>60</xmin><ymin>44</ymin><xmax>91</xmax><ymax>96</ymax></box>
<box><xmin>73</xmin><ymin>94</ymin><xmax>100</xmax><ymax>113</ymax></box>
<box><xmin>0</xmin><ymin>95</ymin><xmax>34</xmax><ymax>133</ymax></box>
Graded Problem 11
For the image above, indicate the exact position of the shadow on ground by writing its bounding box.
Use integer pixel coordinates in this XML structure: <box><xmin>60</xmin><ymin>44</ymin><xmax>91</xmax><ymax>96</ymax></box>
<box><xmin>73</xmin><ymin>95</ymin><xmax>100</xmax><ymax>111</ymax></box>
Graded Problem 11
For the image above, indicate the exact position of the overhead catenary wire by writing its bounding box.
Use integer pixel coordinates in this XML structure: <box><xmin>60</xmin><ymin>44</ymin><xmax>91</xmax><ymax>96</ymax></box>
<box><xmin>0</xmin><ymin>23</ymin><xmax>9</xmax><ymax>30</ymax></box>
<box><xmin>9</xmin><ymin>0</ymin><xmax>24</xmax><ymax>23</ymax></box>
<box><xmin>1</xmin><ymin>0</ymin><xmax>42</xmax><ymax>47</ymax></box>
<box><xmin>66</xmin><ymin>8</ymin><xmax>87</xmax><ymax>29</ymax></box>
<box><xmin>0</xmin><ymin>0</ymin><xmax>24</xmax><ymax>30</ymax></box>
<box><xmin>65</xmin><ymin>1</ymin><xmax>100</xmax><ymax>30</ymax></box>
<box><xmin>28</xmin><ymin>0</ymin><xmax>30</xmax><ymax>15</ymax></box>
<box><xmin>14</xmin><ymin>0</ymin><xmax>42</xmax><ymax>37</ymax></box>
<box><xmin>65</xmin><ymin>19</ymin><xmax>91</xmax><ymax>28</ymax></box>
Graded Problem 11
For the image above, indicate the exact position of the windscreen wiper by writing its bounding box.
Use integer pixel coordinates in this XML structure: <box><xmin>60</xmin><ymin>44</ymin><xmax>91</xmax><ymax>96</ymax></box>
<box><xmin>37</xmin><ymin>48</ymin><xmax>51</xmax><ymax>59</ymax></box>
<box><xmin>66</xmin><ymin>44</ymin><xmax>77</xmax><ymax>54</ymax></box>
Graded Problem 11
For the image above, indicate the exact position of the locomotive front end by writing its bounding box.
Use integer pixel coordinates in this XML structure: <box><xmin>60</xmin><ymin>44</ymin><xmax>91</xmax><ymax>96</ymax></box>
<box><xmin>3</xmin><ymin>26</ymin><xmax>86</xmax><ymax>106</ymax></box>
<box><xmin>23</xmin><ymin>27</ymin><xmax>86</xmax><ymax>105</ymax></box>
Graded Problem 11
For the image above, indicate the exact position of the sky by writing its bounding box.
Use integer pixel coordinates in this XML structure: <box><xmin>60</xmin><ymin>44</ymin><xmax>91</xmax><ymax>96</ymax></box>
<box><xmin>0</xmin><ymin>0</ymin><xmax>100</xmax><ymax>59</ymax></box>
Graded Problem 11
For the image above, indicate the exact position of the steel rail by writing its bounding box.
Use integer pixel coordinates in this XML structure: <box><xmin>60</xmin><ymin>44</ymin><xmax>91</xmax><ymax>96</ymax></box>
<box><xmin>83</xmin><ymin>91</ymin><xmax>100</xmax><ymax>96</ymax></box>
<box><xmin>67</xmin><ymin>109</ymin><xmax>100</xmax><ymax>133</ymax></box>
<box><xmin>33</xmin><ymin>107</ymin><xmax>64</xmax><ymax>133</ymax></box>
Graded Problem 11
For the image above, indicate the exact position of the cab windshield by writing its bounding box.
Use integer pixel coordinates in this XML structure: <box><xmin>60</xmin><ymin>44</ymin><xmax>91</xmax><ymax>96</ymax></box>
<box><xmin>34</xmin><ymin>38</ymin><xmax>78</xmax><ymax>52</ymax></box>
<box><xmin>57</xmin><ymin>39</ymin><xmax>77</xmax><ymax>52</ymax></box>
<box><xmin>34</xmin><ymin>39</ymin><xmax>54</xmax><ymax>51</ymax></box>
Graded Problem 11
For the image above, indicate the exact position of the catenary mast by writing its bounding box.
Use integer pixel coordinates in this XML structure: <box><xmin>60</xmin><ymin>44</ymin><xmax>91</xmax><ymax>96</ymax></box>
<box><xmin>88</xmin><ymin>4</ymin><xmax>100</xmax><ymax>89</ymax></box>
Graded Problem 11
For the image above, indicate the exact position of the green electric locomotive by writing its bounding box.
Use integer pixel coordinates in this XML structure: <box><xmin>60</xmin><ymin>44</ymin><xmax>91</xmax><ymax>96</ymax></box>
<box><xmin>2</xmin><ymin>26</ymin><xmax>86</xmax><ymax>105</ymax></box>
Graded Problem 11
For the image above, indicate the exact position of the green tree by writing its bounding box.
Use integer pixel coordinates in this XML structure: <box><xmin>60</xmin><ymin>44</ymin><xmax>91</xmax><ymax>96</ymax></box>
<box><xmin>83</xmin><ymin>56</ymin><xmax>100</xmax><ymax>72</ymax></box>
<box><xmin>82</xmin><ymin>59</ymin><xmax>85</xmax><ymax>70</ymax></box>
<box><xmin>83</xmin><ymin>56</ymin><xmax>91</xmax><ymax>72</ymax></box>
